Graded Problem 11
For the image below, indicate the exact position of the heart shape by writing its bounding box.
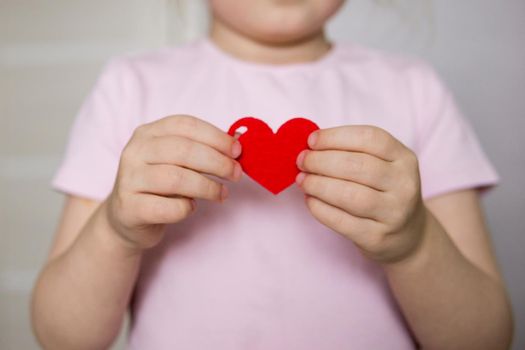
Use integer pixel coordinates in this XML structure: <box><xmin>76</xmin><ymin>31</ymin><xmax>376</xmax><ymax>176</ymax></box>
<box><xmin>228</xmin><ymin>117</ymin><xmax>319</xmax><ymax>195</ymax></box>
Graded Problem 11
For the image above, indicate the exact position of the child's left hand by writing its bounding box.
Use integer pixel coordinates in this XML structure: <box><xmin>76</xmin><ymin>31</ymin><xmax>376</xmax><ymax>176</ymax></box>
<box><xmin>296</xmin><ymin>125</ymin><xmax>428</xmax><ymax>264</ymax></box>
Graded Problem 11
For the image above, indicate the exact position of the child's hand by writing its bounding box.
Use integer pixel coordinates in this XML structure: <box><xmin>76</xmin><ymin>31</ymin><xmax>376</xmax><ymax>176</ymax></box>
<box><xmin>104</xmin><ymin>115</ymin><xmax>242</xmax><ymax>251</ymax></box>
<box><xmin>295</xmin><ymin>125</ymin><xmax>427</xmax><ymax>264</ymax></box>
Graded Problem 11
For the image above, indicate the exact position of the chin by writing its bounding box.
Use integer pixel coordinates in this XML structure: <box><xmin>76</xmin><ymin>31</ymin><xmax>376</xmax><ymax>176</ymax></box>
<box><xmin>210</xmin><ymin>0</ymin><xmax>345</xmax><ymax>44</ymax></box>
<box><xmin>246</xmin><ymin>21</ymin><xmax>324</xmax><ymax>45</ymax></box>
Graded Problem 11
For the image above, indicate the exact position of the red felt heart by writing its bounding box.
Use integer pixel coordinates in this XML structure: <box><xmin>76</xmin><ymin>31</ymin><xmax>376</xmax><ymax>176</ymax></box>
<box><xmin>228</xmin><ymin>117</ymin><xmax>319</xmax><ymax>195</ymax></box>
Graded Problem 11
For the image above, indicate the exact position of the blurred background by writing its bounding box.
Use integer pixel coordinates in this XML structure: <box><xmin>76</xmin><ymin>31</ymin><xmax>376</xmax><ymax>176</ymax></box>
<box><xmin>1</xmin><ymin>0</ymin><xmax>524</xmax><ymax>349</ymax></box>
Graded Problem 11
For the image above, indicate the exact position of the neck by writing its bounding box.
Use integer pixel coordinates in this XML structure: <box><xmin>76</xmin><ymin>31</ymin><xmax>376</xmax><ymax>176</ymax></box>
<box><xmin>209</xmin><ymin>19</ymin><xmax>332</xmax><ymax>65</ymax></box>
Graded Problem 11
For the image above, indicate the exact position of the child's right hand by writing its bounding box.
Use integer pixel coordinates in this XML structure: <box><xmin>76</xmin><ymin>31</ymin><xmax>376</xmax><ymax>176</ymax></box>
<box><xmin>103</xmin><ymin>115</ymin><xmax>242</xmax><ymax>251</ymax></box>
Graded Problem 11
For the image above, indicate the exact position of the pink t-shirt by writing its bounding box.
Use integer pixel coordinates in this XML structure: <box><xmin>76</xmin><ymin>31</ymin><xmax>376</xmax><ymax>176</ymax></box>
<box><xmin>52</xmin><ymin>38</ymin><xmax>498</xmax><ymax>349</ymax></box>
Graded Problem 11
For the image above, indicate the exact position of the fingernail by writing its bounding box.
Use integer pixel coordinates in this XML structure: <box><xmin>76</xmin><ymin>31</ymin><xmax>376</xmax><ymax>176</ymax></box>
<box><xmin>295</xmin><ymin>172</ymin><xmax>306</xmax><ymax>186</ymax></box>
<box><xmin>307</xmin><ymin>131</ymin><xmax>318</xmax><ymax>148</ymax></box>
<box><xmin>231</xmin><ymin>141</ymin><xmax>242</xmax><ymax>158</ymax></box>
<box><xmin>296</xmin><ymin>150</ymin><xmax>307</xmax><ymax>169</ymax></box>
<box><xmin>220</xmin><ymin>185</ymin><xmax>229</xmax><ymax>201</ymax></box>
<box><xmin>232</xmin><ymin>162</ymin><xmax>243</xmax><ymax>181</ymax></box>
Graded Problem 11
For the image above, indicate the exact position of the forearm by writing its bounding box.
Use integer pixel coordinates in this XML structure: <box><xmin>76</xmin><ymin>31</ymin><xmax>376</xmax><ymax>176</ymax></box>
<box><xmin>384</xmin><ymin>210</ymin><xmax>513</xmax><ymax>350</ymax></box>
<box><xmin>31</xmin><ymin>201</ymin><xmax>142</xmax><ymax>350</ymax></box>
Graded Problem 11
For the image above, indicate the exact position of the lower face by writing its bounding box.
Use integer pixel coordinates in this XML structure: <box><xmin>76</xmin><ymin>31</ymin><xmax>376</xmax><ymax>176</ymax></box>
<box><xmin>209</xmin><ymin>0</ymin><xmax>346</xmax><ymax>44</ymax></box>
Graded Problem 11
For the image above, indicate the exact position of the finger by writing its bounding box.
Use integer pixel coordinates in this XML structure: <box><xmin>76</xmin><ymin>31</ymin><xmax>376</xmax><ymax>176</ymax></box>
<box><xmin>141</xmin><ymin>135</ymin><xmax>242</xmax><ymax>181</ymax></box>
<box><xmin>307</xmin><ymin>125</ymin><xmax>406</xmax><ymax>161</ymax></box>
<box><xmin>298</xmin><ymin>149</ymin><xmax>393</xmax><ymax>191</ymax></box>
<box><xmin>128</xmin><ymin>193</ymin><xmax>194</xmax><ymax>226</ymax></box>
<box><xmin>140</xmin><ymin>115</ymin><xmax>242</xmax><ymax>158</ymax></box>
<box><xmin>134</xmin><ymin>164</ymin><xmax>227</xmax><ymax>202</ymax></box>
<box><xmin>298</xmin><ymin>173</ymin><xmax>392</xmax><ymax>221</ymax></box>
<box><xmin>304</xmin><ymin>195</ymin><xmax>382</xmax><ymax>243</ymax></box>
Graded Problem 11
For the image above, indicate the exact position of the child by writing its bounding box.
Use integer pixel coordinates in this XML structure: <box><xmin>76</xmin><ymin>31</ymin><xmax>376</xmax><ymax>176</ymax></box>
<box><xmin>31</xmin><ymin>0</ymin><xmax>513</xmax><ymax>349</ymax></box>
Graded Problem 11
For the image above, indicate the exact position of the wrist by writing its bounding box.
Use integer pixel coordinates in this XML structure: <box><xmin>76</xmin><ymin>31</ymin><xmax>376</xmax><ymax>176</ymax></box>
<box><xmin>382</xmin><ymin>208</ymin><xmax>436</xmax><ymax>274</ymax></box>
<box><xmin>95</xmin><ymin>200</ymin><xmax>144</xmax><ymax>258</ymax></box>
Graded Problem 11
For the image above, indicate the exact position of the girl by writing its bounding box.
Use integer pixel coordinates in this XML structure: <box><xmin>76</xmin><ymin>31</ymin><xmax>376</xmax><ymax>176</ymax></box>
<box><xmin>31</xmin><ymin>0</ymin><xmax>513</xmax><ymax>349</ymax></box>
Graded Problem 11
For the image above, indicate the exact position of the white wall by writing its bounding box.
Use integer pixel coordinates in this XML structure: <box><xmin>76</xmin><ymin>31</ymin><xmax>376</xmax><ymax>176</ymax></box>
<box><xmin>1</xmin><ymin>1</ymin><xmax>524</xmax><ymax>349</ymax></box>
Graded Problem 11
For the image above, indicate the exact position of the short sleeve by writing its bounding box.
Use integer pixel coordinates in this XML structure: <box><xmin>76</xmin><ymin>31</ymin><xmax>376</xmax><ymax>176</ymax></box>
<box><xmin>410</xmin><ymin>62</ymin><xmax>500</xmax><ymax>199</ymax></box>
<box><xmin>51</xmin><ymin>57</ymin><xmax>138</xmax><ymax>201</ymax></box>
